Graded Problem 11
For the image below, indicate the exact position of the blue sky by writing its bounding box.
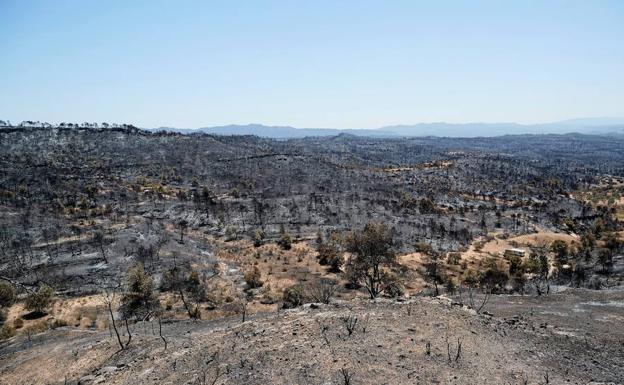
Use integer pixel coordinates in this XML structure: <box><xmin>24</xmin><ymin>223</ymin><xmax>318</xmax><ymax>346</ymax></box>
<box><xmin>1</xmin><ymin>0</ymin><xmax>623</xmax><ymax>128</ymax></box>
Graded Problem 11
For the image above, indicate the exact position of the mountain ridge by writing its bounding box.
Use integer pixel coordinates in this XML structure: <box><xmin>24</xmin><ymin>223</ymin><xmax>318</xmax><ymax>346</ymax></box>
<box><xmin>152</xmin><ymin>117</ymin><xmax>624</xmax><ymax>138</ymax></box>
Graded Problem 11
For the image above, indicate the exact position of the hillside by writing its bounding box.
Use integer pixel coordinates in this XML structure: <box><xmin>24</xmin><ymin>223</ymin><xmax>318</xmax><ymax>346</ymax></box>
<box><xmin>2</xmin><ymin>291</ymin><xmax>624</xmax><ymax>385</ymax></box>
<box><xmin>0</xmin><ymin>126</ymin><xmax>623</xmax><ymax>385</ymax></box>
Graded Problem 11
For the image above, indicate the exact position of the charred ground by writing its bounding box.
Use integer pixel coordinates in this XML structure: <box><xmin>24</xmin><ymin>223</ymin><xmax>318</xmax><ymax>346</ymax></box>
<box><xmin>0</xmin><ymin>126</ymin><xmax>623</xmax><ymax>384</ymax></box>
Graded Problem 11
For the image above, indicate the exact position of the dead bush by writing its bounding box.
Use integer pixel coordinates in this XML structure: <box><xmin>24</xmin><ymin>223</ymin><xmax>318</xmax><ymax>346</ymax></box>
<box><xmin>341</xmin><ymin>314</ymin><xmax>358</xmax><ymax>337</ymax></box>
<box><xmin>13</xmin><ymin>318</ymin><xmax>24</xmax><ymax>329</ymax></box>
<box><xmin>24</xmin><ymin>320</ymin><xmax>49</xmax><ymax>335</ymax></box>
<box><xmin>308</xmin><ymin>279</ymin><xmax>338</xmax><ymax>304</ymax></box>
<box><xmin>50</xmin><ymin>318</ymin><xmax>69</xmax><ymax>329</ymax></box>
<box><xmin>244</xmin><ymin>266</ymin><xmax>264</xmax><ymax>289</ymax></box>
<box><xmin>317</xmin><ymin>243</ymin><xmax>342</xmax><ymax>271</ymax></box>
<box><xmin>446</xmin><ymin>252</ymin><xmax>461</xmax><ymax>265</ymax></box>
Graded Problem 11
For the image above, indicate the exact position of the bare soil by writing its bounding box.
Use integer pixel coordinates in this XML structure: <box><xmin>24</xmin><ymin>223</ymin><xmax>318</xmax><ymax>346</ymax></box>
<box><xmin>1</xmin><ymin>289</ymin><xmax>622</xmax><ymax>385</ymax></box>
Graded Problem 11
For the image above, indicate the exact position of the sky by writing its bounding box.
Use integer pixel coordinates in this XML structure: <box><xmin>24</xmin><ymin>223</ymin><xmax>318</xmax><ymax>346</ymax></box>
<box><xmin>1</xmin><ymin>0</ymin><xmax>623</xmax><ymax>129</ymax></box>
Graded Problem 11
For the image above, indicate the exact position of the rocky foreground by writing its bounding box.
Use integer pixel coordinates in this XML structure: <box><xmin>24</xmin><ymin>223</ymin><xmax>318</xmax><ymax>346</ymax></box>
<box><xmin>1</xmin><ymin>289</ymin><xmax>623</xmax><ymax>385</ymax></box>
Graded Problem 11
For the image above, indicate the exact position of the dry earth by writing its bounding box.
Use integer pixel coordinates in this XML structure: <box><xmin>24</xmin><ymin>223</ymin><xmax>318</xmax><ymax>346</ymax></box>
<box><xmin>1</xmin><ymin>289</ymin><xmax>623</xmax><ymax>385</ymax></box>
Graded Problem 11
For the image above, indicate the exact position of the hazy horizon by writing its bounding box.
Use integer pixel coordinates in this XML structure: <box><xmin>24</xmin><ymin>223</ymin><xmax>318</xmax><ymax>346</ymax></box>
<box><xmin>154</xmin><ymin>116</ymin><xmax>624</xmax><ymax>130</ymax></box>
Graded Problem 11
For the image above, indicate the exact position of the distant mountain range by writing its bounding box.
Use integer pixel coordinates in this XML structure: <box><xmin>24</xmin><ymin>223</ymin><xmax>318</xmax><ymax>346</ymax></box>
<box><xmin>152</xmin><ymin>117</ymin><xmax>624</xmax><ymax>138</ymax></box>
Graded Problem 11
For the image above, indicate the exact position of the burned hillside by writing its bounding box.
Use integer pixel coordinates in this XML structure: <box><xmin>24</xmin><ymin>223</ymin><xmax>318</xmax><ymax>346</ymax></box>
<box><xmin>0</xmin><ymin>127</ymin><xmax>622</xmax><ymax>294</ymax></box>
<box><xmin>0</xmin><ymin>126</ymin><xmax>623</xmax><ymax>385</ymax></box>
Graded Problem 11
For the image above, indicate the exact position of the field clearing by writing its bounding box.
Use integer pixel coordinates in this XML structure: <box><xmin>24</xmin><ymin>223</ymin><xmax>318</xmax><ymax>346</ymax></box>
<box><xmin>461</xmin><ymin>229</ymin><xmax>578</xmax><ymax>264</ymax></box>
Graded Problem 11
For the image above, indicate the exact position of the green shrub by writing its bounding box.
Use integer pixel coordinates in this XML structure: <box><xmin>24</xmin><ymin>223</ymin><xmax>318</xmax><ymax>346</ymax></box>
<box><xmin>0</xmin><ymin>282</ymin><xmax>16</xmax><ymax>307</ymax></box>
<box><xmin>253</xmin><ymin>229</ymin><xmax>264</xmax><ymax>247</ymax></box>
<box><xmin>278</xmin><ymin>232</ymin><xmax>292</xmax><ymax>250</ymax></box>
<box><xmin>479</xmin><ymin>265</ymin><xmax>509</xmax><ymax>293</ymax></box>
<box><xmin>225</xmin><ymin>225</ymin><xmax>239</xmax><ymax>241</ymax></box>
<box><xmin>120</xmin><ymin>263</ymin><xmax>160</xmax><ymax>321</ymax></box>
<box><xmin>0</xmin><ymin>324</ymin><xmax>15</xmax><ymax>340</ymax></box>
<box><xmin>344</xmin><ymin>223</ymin><xmax>397</xmax><ymax>299</ymax></box>
<box><xmin>384</xmin><ymin>274</ymin><xmax>405</xmax><ymax>298</ymax></box>
<box><xmin>282</xmin><ymin>284</ymin><xmax>304</xmax><ymax>309</ymax></box>
<box><xmin>445</xmin><ymin>278</ymin><xmax>457</xmax><ymax>295</ymax></box>
<box><xmin>25</xmin><ymin>285</ymin><xmax>54</xmax><ymax>315</ymax></box>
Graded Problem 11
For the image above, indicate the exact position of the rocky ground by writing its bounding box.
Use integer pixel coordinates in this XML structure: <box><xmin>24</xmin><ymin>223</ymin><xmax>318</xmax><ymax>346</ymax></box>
<box><xmin>1</xmin><ymin>289</ymin><xmax>623</xmax><ymax>385</ymax></box>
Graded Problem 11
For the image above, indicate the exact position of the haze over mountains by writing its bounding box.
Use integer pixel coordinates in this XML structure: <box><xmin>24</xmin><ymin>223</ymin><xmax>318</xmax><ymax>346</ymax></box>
<box><xmin>153</xmin><ymin>117</ymin><xmax>624</xmax><ymax>138</ymax></box>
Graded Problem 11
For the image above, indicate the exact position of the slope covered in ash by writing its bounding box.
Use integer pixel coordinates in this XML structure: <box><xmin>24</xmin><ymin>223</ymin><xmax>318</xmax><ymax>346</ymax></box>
<box><xmin>0</xmin><ymin>127</ymin><xmax>622</xmax><ymax>294</ymax></box>
<box><xmin>1</xmin><ymin>292</ymin><xmax>623</xmax><ymax>385</ymax></box>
